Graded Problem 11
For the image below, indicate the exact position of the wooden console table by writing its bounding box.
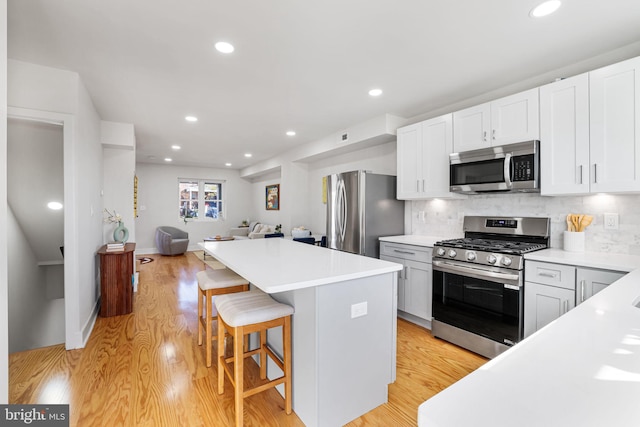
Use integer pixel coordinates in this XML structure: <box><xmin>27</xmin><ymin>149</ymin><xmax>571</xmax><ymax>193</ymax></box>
<box><xmin>97</xmin><ymin>242</ymin><xmax>136</xmax><ymax>317</ymax></box>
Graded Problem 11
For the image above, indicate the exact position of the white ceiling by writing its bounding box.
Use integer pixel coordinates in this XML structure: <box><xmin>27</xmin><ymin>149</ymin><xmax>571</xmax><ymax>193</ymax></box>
<box><xmin>8</xmin><ymin>1</ymin><xmax>640</xmax><ymax>170</ymax></box>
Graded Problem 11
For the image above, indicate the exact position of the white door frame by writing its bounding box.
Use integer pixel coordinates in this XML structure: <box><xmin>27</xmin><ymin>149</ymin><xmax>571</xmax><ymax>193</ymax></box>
<box><xmin>7</xmin><ymin>106</ymin><xmax>80</xmax><ymax>349</ymax></box>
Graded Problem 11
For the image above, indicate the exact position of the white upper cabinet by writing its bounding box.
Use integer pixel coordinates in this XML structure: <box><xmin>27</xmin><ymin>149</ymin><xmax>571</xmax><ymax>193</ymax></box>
<box><xmin>453</xmin><ymin>88</ymin><xmax>539</xmax><ymax>152</ymax></box>
<box><xmin>589</xmin><ymin>56</ymin><xmax>640</xmax><ymax>193</ymax></box>
<box><xmin>397</xmin><ymin>113</ymin><xmax>456</xmax><ymax>200</ymax></box>
<box><xmin>397</xmin><ymin>123</ymin><xmax>423</xmax><ymax>199</ymax></box>
<box><xmin>540</xmin><ymin>73</ymin><xmax>590</xmax><ymax>195</ymax></box>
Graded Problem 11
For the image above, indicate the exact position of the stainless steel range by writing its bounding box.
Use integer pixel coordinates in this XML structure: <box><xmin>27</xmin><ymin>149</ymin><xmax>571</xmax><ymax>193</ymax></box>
<box><xmin>432</xmin><ymin>216</ymin><xmax>550</xmax><ymax>358</ymax></box>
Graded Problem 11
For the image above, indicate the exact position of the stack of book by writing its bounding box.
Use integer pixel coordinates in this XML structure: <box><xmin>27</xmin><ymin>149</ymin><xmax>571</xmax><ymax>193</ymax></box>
<box><xmin>106</xmin><ymin>242</ymin><xmax>125</xmax><ymax>252</ymax></box>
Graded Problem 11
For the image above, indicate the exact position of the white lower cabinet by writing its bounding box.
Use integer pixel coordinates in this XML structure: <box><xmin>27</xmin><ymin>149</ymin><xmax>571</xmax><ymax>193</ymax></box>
<box><xmin>575</xmin><ymin>267</ymin><xmax>625</xmax><ymax>306</ymax></box>
<box><xmin>380</xmin><ymin>242</ymin><xmax>432</xmax><ymax>327</ymax></box>
<box><xmin>524</xmin><ymin>260</ymin><xmax>625</xmax><ymax>337</ymax></box>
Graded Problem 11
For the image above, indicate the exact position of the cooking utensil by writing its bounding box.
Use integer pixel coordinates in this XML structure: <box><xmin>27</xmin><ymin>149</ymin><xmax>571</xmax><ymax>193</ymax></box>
<box><xmin>566</xmin><ymin>214</ymin><xmax>574</xmax><ymax>232</ymax></box>
<box><xmin>579</xmin><ymin>215</ymin><xmax>593</xmax><ymax>232</ymax></box>
<box><xmin>571</xmin><ymin>214</ymin><xmax>580</xmax><ymax>232</ymax></box>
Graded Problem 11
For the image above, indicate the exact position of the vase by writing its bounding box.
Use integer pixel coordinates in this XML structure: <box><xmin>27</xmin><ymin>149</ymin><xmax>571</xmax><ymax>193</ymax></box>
<box><xmin>113</xmin><ymin>221</ymin><xmax>129</xmax><ymax>243</ymax></box>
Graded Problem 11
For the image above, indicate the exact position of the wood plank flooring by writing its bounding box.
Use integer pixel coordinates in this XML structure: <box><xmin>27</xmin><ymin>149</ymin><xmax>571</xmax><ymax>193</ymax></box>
<box><xmin>9</xmin><ymin>251</ymin><xmax>486</xmax><ymax>426</ymax></box>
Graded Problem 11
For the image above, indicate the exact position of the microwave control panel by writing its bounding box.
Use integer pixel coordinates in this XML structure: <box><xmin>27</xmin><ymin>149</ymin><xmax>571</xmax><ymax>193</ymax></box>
<box><xmin>512</xmin><ymin>154</ymin><xmax>534</xmax><ymax>181</ymax></box>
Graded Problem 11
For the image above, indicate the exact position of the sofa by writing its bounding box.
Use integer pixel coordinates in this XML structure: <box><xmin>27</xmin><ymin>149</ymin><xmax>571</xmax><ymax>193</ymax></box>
<box><xmin>229</xmin><ymin>221</ymin><xmax>279</xmax><ymax>240</ymax></box>
<box><xmin>155</xmin><ymin>226</ymin><xmax>189</xmax><ymax>255</ymax></box>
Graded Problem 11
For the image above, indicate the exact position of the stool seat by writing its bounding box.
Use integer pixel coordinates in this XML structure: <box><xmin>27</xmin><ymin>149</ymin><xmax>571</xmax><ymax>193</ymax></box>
<box><xmin>196</xmin><ymin>268</ymin><xmax>248</xmax><ymax>290</ymax></box>
<box><xmin>215</xmin><ymin>291</ymin><xmax>294</xmax><ymax>327</ymax></box>
<box><xmin>197</xmin><ymin>267</ymin><xmax>249</xmax><ymax>367</ymax></box>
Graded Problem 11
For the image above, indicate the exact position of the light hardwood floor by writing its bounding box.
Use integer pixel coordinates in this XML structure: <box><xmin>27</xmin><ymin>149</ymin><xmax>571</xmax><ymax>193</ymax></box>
<box><xmin>9</xmin><ymin>251</ymin><xmax>486</xmax><ymax>426</ymax></box>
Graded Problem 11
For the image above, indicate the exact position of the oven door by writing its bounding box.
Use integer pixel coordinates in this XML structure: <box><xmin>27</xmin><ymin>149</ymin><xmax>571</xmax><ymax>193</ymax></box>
<box><xmin>432</xmin><ymin>259</ymin><xmax>523</xmax><ymax>346</ymax></box>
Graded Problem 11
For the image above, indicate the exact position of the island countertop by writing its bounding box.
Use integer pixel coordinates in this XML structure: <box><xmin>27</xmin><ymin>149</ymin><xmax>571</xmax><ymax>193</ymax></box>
<box><xmin>200</xmin><ymin>238</ymin><xmax>402</xmax><ymax>293</ymax></box>
<box><xmin>418</xmin><ymin>267</ymin><xmax>640</xmax><ymax>427</ymax></box>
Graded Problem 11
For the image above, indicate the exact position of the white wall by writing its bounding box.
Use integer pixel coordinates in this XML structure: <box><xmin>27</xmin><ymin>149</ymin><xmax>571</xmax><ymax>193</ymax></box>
<box><xmin>134</xmin><ymin>163</ymin><xmax>253</xmax><ymax>253</ymax></box>
<box><xmin>8</xmin><ymin>59</ymin><xmax>104</xmax><ymax>349</ymax></box>
<box><xmin>1</xmin><ymin>0</ymin><xmax>9</xmax><ymax>401</ymax></box>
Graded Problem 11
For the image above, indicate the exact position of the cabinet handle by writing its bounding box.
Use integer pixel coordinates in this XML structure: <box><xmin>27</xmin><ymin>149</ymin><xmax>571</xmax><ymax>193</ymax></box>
<box><xmin>483</xmin><ymin>131</ymin><xmax>487</xmax><ymax>142</ymax></box>
<box><xmin>538</xmin><ymin>271</ymin><xmax>557</xmax><ymax>278</ymax></box>
<box><xmin>422</xmin><ymin>179</ymin><xmax>425</xmax><ymax>192</ymax></box>
<box><xmin>492</xmin><ymin>129</ymin><xmax>496</xmax><ymax>140</ymax></box>
<box><xmin>405</xmin><ymin>266</ymin><xmax>410</xmax><ymax>280</ymax></box>
<box><xmin>593</xmin><ymin>164</ymin><xmax>598</xmax><ymax>183</ymax></box>
<box><xmin>579</xmin><ymin>165</ymin><xmax>583</xmax><ymax>185</ymax></box>
<box><xmin>416</xmin><ymin>180</ymin><xmax>420</xmax><ymax>192</ymax></box>
<box><xmin>564</xmin><ymin>300</ymin><xmax>569</xmax><ymax>314</ymax></box>
<box><xmin>580</xmin><ymin>280</ymin><xmax>585</xmax><ymax>303</ymax></box>
<box><xmin>394</xmin><ymin>249</ymin><xmax>416</xmax><ymax>255</ymax></box>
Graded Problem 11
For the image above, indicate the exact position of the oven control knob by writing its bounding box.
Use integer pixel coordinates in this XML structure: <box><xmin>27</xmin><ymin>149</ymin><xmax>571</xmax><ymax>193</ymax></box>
<box><xmin>502</xmin><ymin>257</ymin><xmax>513</xmax><ymax>266</ymax></box>
<box><xmin>487</xmin><ymin>255</ymin><xmax>497</xmax><ymax>264</ymax></box>
<box><xmin>436</xmin><ymin>248</ymin><xmax>446</xmax><ymax>257</ymax></box>
<box><xmin>448</xmin><ymin>249</ymin><xmax>457</xmax><ymax>258</ymax></box>
<box><xmin>466</xmin><ymin>251</ymin><xmax>476</xmax><ymax>261</ymax></box>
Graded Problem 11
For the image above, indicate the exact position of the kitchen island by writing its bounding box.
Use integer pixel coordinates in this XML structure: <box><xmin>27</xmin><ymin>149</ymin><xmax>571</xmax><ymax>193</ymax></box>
<box><xmin>418</xmin><ymin>252</ymin><xmax>640</xmax><ymax>427</ymax></box>
<box><xmin>200</xmin><ymin>238</ymin><xmax>402</xmax><ymax>427</ymax></box>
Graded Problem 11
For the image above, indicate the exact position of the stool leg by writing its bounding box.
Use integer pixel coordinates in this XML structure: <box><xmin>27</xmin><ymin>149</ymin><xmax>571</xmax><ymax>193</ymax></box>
<box><xmin>217</xmin><ymin>316</ymin><xmax>226</xmax><ymax>394</ymax></box>
<box><xmin>259</xmin><ymin>329</ymin><xmax>267</xmax><ymax>380</ymax></box>
<box><xmin>205</xmin><ymin>290</ymin><xmax>213</xmax><ymax>367</ymax></box>
<box><xmin>197</xmin><ymin>287</ymin><xmax>203</xmax><ymax>346</ymax></box>
<box><xmin>283</xmin><ymin>316</ymin><xmax>292</xmax><ymax>415</ymax></box>
<box><xmin>234</xmin><ymin>325</ymin><xmax>244</xmax><ymax>427</ymax></box>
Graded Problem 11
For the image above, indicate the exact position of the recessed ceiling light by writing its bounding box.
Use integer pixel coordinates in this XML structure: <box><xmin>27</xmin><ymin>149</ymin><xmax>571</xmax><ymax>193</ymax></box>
<box><xmin>185</xmin><ymin>116</ymin><xmax>198</xmax><ymax>122</ymax></box>
<box><xmin>286</xmin><ymin>131</ymin><xmax>296</xmax><ymax>136</ymax></box>
<box><xmin>164</xmin><ymin>158</ymin><xmax>172</xmax><ymax>162</ymax></box>
<box><xmin>215</xmin><ymin>41</ymin><xmax>235</xmax><ymax>54</ymax></box>
<box><xmin>368</xmin><ymin>88</ymin><xmax>383</xmax><ymax>97</ymax></box>
<box><xmin>171</xmin><ymin>145</ymin><xmax>181</xmax><ymax>150</ymax></box>
<box><xmin>47</xmin><ymin>201</ymin><xmax>63</xmax><ymax>210</ymax></box>
<box><xmin>225</xmin><ymin>163</ymin><xmax>232</xmax><ymax>167</ymax></box>
<box><xmin>530</xmin><ymin>0</ymin><xmax>561</xmax><ymax>18</ymax></box>
<box><xmin>244</xmin><ymin>153</ymin><xmax>252</xmax><ymax>158</ymax></box>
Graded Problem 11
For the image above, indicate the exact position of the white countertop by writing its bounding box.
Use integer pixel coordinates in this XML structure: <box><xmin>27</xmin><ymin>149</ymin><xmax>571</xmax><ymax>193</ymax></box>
<box><xmin>419</xmin><ymin>258</ymin><xmax>640</xmax><ymax>426</ymax></box>
<box><xmin>199</xmin><ymin>238</ymin><xmax>402</xmax><ymax>293</ymax></box>
<box><xmin>379</xmin><ymin>235</ymin><xmax>451</xmax><ymax>247</ymax></box>
<box><xmin>525</xmin><ymin>248</ymin><xmax>640</xmax><ymax>272</ymax></box>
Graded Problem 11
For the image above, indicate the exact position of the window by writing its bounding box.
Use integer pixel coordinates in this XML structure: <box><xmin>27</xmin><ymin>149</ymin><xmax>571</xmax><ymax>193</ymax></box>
<box><xmin>179</xmin><ymin>179</ymin><xmax>224</xmax><ymax>220</ymax></box>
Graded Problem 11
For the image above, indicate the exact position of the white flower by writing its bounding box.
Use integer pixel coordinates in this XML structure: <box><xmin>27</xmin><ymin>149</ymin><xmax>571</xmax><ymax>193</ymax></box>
<box><xmin>104</xmin><ymin>208</ymin><xmax>123</xmax><ymax>224</ymax></box>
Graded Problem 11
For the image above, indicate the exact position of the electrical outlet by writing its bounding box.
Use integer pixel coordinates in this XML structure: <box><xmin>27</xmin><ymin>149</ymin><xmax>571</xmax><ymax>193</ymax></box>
<box><xmin>351</xmin><ymin>302</ymin><xmax>367</xmax><ymax>319</ymax></box>
<box><xmin>604</xmin><ymin>213</ymin><xmax>619</xmax><ymax>230</ymax></box>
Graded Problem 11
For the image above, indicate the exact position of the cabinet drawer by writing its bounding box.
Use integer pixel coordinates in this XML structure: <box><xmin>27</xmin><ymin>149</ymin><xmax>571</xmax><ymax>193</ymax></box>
<box><xmin>380</xmin><ymin>242</ymin><xmax>432</xmax><ymax>263</ymax></box>
<box><xmin>525</xmin><ymin>260</ymin><xmax>576</xmax><ymax>290</ymax></box>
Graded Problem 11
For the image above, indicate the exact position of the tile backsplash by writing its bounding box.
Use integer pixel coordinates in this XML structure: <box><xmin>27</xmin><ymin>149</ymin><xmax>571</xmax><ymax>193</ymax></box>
<box><xmin>410</xmin><ymin>193</ymin><xmax>640</xmax><ymax>256</ymax></box>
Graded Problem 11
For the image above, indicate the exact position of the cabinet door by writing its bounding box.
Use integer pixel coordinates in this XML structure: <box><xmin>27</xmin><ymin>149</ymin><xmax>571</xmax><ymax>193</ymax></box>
<box><xmin>422</xmin><ymin>113</ymin><xmax>454</xmax><ymax>198</ymax></box>
<box><xmin>576</xmin><ymin>268</ymin><xmax>625</xmax><ymax>305</ymax></box>
<box><xmin>540</xmin><ymin>73</ymin><xmax>590</xmax><ymax>195</ymax></box>
<box><xmin>524</xmin><ymin>281</ymin><xmax>575</xmax><ymax>338</ymax></box>
<box><xmin>380</xmin><ymin>254</ymin><xmax>406</xmax><ymax>311</ymax></box>
<box><xmin>404</xmin><ymin>259</ymin><xmax>432</xmax><ymax>320</ymax></box>
<box><xmin>396</xmin><ymin>123</ymin><xmax>423</xmax><ymax>199</ymax></box>
<box><xmin>590</xmin><ymin>56</ymin><xmax>640</xmax><ymax>193</ymax></box>
<box><xmin>490</xmin><ymin>88</ymin><xmax>540</xmax><ymax>146</ymax></box>
<box><xmin>453</xmin><ymin>103</ymin><xmax>491</xmax><ymax>152</ymax></box>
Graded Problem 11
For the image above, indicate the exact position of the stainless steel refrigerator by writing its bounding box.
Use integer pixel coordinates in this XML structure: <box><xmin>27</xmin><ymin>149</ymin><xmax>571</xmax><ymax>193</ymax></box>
<box><xmin>326</xmin><ymin>170</ymin><xmax>404</xmax><ymax>258</ymax></box>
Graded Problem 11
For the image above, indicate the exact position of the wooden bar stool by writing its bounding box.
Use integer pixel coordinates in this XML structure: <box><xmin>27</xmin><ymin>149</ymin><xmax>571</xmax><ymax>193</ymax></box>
<box><xmin>197</xmin><ymin>268</ymin><xmax>249</xmax><ymax>367</ymax></box>
<box><xmin>215</xmin><ymin>291</ymin><xmax>294</xmax><ymax>427</ymax></box>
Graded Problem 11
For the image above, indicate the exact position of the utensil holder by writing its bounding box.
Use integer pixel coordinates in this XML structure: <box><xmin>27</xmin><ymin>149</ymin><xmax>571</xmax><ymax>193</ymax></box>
<box><xmin>564</xmin><ymin>231</ymin><xmax>585</xmax><ymax>252</ymax></box>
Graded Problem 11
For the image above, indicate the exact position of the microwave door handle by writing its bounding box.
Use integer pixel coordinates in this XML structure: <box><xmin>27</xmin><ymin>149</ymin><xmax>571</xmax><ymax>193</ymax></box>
<box><xmin>504</xmin><ymin>153</ymin><xmax>513</xmax><ymax>188</ymax></box>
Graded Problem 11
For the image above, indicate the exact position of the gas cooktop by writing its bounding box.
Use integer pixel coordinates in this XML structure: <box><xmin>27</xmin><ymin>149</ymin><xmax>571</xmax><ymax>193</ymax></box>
<box><xmin>436</xmin><ymin>237</ymin><xmax>548</xmax><ymax>255</ymax></box>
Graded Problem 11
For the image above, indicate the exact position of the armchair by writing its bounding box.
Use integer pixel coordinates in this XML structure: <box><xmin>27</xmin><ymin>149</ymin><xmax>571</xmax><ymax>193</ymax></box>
<box><xmin>155</xmin><ymin>226</ymin><xmax>189</xmax><ymax>255</ymax></box>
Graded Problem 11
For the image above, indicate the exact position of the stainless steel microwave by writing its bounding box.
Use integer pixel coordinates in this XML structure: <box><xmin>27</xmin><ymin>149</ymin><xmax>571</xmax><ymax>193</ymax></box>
<box><xmin>449</xmin><ymin>140</ymin><xmax>540</xmax><ymax>194</ymax></box>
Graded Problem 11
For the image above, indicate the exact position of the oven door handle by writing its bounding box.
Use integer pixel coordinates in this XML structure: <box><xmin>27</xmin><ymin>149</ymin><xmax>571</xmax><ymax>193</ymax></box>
<box><xmin>433</xmin><ymin>260</ymin><xmax>521</xmax><ymax>286</ymax></box>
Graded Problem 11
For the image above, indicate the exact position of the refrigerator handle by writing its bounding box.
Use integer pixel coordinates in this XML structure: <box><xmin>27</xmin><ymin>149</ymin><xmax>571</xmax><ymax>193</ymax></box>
<box><xmin>338</xmin><ymin>179</ymin><xmax>347</xmax><ymax>240</ymax></box>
